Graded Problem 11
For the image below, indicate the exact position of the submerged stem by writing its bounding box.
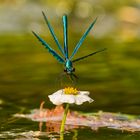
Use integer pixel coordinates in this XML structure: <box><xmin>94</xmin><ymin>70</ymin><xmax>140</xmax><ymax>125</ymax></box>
<box><xmin>60</xmin><ymin>103</ymin><xmax>69</xmax><ymax>134</ymax></box>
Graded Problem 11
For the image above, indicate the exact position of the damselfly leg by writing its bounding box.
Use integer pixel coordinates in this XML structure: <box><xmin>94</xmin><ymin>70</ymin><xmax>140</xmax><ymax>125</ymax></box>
<box><xmin>56</xmin><ymin>72</ymin><xmax>78</xmax><ymax>87</ymax></box>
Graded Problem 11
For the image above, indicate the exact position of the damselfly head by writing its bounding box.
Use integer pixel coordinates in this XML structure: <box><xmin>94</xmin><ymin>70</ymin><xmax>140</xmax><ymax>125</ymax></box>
<box><xmin>64</xmin><ymin>67</ymin><xmax>75</xmax><ymax>74</ymax></box>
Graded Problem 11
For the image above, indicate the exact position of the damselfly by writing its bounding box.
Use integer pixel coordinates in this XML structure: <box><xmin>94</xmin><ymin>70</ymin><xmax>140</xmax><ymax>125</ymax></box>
<box><xmin>32</xmin><ymin>12</ymin><xmax>106</xmax><ymax>80</ymax></box>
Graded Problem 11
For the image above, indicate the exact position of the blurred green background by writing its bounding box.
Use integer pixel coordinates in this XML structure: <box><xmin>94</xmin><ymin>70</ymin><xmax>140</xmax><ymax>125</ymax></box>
<box><xmin>0</xmin><ymin>0</ymin><xmax>140</xmax><ymax>115</ymax></box>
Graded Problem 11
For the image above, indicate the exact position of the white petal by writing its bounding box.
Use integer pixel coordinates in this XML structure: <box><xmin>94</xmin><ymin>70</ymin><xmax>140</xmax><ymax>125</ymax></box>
<box><xmin>48</xmin><ymin>95</ymin><xmax>61</xmax><ymax>105</ymax></box>
<box><xmin>75</xmin><ymin>94</ymin><xmax>94</xmax><ymax>105</ymax></box>
<box><xmin>53</xmin><ymin>89</ymin><xmax>63</xmax><ymax>95</ymax></box>
<box><xmin>48</xmin><ymin>90</ymin><xmax>63</xmax><ymax>105</ymax></box>
<box><xmin>75</xmin><ymin>97</ymin><xmax>84</xmax><ymax>105</ymax></box>
<box><xmin>79</xmin><ymin>91</ymin><xmax>90</xmax><ymax>95</ymax></box>
<box><xmin>81</xmin><ymin>94</ymin><xmax>94</xmax><ymax>103</ymax></box>
<box><xmin>60</xmin><ymin>95</ymin><xmax>75</xmax><ymax>104</ymax></box>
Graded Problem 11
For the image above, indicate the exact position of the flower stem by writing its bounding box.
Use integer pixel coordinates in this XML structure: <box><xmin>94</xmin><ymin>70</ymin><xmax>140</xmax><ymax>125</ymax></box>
<box><xmin>60</xmin><ymin>103</ymin><xmax>69</xmax><ymax>133</ymax></box>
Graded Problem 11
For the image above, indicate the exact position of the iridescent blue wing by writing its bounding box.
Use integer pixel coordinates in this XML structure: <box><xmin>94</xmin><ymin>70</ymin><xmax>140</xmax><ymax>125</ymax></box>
<box><xmin>72</xmin><ymin>48</ymin><xmax>106</xmax><ymax>63</ymax></box>
<box><xmin>32</xmin><ymin>31</ymin><xmax>65</xmax><ymax>64</ymax></box>
<box><xmin>70</xmin><ymin>18</ymin><xmax>97</xmax><ymax>60</ymax></box>
<box><xmin>42</xmin><ymin>11</ymin><xmax>65</xmax><ymax>56</ymax></box>
<box><xmin>63</xmin><ymin>15</ymin><xmax>68</xmax><ymax>59</ymax></box>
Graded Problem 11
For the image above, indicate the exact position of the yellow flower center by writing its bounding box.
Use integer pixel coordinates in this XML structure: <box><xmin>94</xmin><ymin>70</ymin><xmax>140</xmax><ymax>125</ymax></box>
<box><xmin>64</xmin><ymin>87</ymin><xmax>78</xmax><ymax>95</ymax></box>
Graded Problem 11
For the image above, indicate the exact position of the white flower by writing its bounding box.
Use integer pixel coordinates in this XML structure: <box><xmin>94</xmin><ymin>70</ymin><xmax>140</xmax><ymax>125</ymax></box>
<box><xmin>48</xmin><ymin>87</ymin><xmax>94</xmax><ymax>105</ymax></box>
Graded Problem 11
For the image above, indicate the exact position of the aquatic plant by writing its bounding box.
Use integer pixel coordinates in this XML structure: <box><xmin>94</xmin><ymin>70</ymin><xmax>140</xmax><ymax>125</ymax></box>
<box><xmin>48</xmin><ymin>87</ymin><xmax>93</xmax><ymax>134</ymax></box>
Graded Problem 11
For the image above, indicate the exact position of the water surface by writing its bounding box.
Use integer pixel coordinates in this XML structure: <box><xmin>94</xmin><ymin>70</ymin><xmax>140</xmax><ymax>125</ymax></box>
<box><xmin>0</xmin><ymin>35</ymin><xmax>140</xmax><ymax>139</ymax></box>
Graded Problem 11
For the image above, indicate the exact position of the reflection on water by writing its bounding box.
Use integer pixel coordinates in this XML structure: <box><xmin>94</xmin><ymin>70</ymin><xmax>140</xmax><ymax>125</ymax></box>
<box><xmin>0</xmin><ymin>31</ymin><xmax>140</xmax><ymax>139</ymax></box>
<box><xmin>14</xmin><ymin>104</ymin><xmax>140</xmax><ymax>133</ymax></box>
<box><xmin>41</xmin><ymin>122</ymin><xmax>78</xmax><ymax>133</ymax></box>
<box><xmin>0</xmin><ymin>121</ymin><xmax>78</xmax><ymax>140</ymax></box>
<box><xmin>39</xmin><ymin>121</ymin><xmax>78</xmax><ymax>140</ymax></box>
<box><xmin>1</xmin><ymin>98</ymin><xmax>140</xmax><ymax>139</ymax></box>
